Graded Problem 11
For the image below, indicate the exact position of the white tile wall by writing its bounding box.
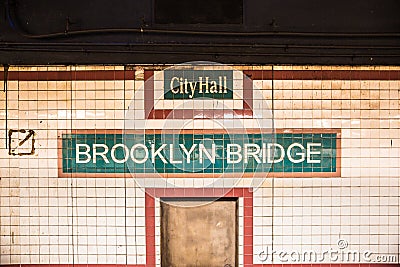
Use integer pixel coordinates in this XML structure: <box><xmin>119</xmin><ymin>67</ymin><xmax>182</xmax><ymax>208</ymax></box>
<box><xmin>0</xmin><ymin>65</ymin><xmax>399</xmax><ymax>265</ymax></box>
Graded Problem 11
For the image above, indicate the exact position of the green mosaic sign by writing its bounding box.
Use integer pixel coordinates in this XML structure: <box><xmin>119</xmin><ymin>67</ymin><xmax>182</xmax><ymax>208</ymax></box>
<box><xmin>61</xmin><ymin>132</ymin><xmax>338</xmax><ymax>175</ymax></box>
<box><xmin>163</xmin><ymin>70</ymin><xmax>234</xmax><ymax>99</ymax></box>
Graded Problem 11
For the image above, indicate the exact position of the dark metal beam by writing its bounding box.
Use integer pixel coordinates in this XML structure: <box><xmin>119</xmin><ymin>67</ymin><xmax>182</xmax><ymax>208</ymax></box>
<box><xmin>1</xmin><ymin>0</ymin><xmax>399</xmax><ymax>65</ymax></box>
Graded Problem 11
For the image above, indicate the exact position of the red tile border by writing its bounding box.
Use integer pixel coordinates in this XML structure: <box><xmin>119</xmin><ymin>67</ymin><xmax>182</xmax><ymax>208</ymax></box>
<box><xmin>144</xmin><ymin>187</ymin><xmax>253</xmax><ymax>267</ymax></box>
<box><xmin>145</xmin><ymin>192</ymin><xmax>156</xmax><ymax>267</ymax></box>
<box><xmin>143</xmin><ymin>69</ymin><xmax>400</xmax><ymax>81</ymax></box>
<box><xmin>0</xmin><ymin>265</ymin><xmax>146</xmax><ymax>267</ymax></box>
<box><xmin>144</xmin><ymin>70</ymin><xmax>155</xmax><ymax>119</ymax></box>
<box><xmin>0</xmin><ymin>263</ymin><xmax>398</xmax><ymax>266</ymax></box>
<box><xmin>1</xmin><ymin>69</ymin><xmax>399</xmax><ymax>81</ymax></box>
<box><xmin>253</xmin><ymin>265</ymin><xmax>399</xmax><ymax>267</ymax></box>
<box><xmin>0</xmin><ymin>70</ymin><xmax>135</xmax><ymax>81</ymax></box>
<box><xmin>243</xmin><ymin>70</ymin><xmax>400</xmax><ymax>80</ymax></box>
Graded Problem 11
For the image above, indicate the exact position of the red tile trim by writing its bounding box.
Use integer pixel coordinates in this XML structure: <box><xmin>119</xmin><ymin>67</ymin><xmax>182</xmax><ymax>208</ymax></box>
<box><xmin>1</xmin><ymin>263</ymin><xmax>398</xmax><ymax>266</ymax></box>
<box><xmin>0</xmin><ymin>265</ymin><xmax>145</xmax><ymax>267</ymax></box>
<box><xmin>141</xmin><ymin>69</ymin><xmax>400</xmax><ymax>81</ymax></box>
<box><xmin>145</xmin><ymin>187</ymin><xmax>253</xmax><ymax>266</ymax></box>
<box><xmin>144</xmin><ymin>70</ymin><xmax>155</xmax><ymax>119</ymax></box>
<box><xmin>253</xmin><ymin>265</ymin><xmax>399</xmax><ymax>267</ymax></box>
<box><xmin>243</xmin><ymin>70</ymin><xmax>400</xmax><ymax>80</ymax></box>
<box><xmin>0</xmin><ymin>70</ymin><xmax>135</xmax><ymax>81</ymax></box>
<box><xmin>1</xmin><ymin>69</ymin><xmax>399</xmax><ymax>81</ymax></box>
<box><xmin>145</xmin><ymin>192</ymin><xmax>156</xmax><ymax>267</ymax></box>
<box><xmin>243</xmin><ymin>73</ymin><xmax>253</xmax><ymax>109</ymax></box>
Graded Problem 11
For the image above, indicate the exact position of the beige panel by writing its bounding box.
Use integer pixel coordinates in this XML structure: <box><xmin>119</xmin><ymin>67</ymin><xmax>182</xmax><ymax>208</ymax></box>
<box><xmin>161</xmin><ymin>199</ymin><xmax>237</xmax><ymax>267</ymax></box>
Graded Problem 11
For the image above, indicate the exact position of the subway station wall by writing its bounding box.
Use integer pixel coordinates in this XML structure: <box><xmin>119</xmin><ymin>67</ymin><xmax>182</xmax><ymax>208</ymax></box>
<box><xmin>0</xmin><ymin>65</ymin><xmax>399</xmax><ymax>266</ymax></box>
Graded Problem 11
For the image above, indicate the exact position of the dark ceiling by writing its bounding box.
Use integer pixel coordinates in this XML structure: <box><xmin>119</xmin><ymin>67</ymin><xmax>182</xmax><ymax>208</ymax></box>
<box><xmin>1</xmin><ymin>0</ymin><xmax>400</xmax><ymax>65</ymax></box>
